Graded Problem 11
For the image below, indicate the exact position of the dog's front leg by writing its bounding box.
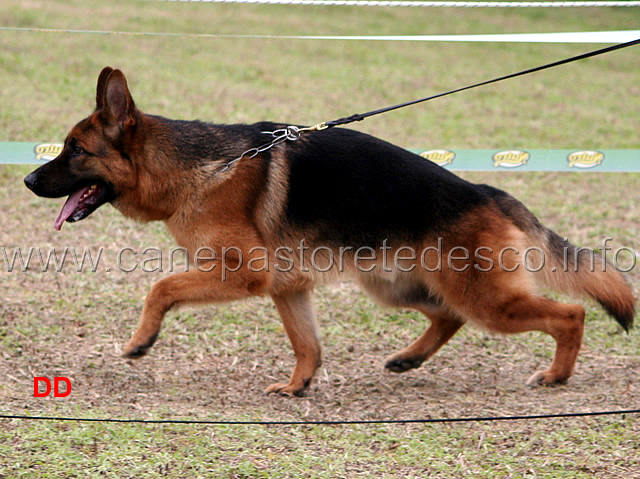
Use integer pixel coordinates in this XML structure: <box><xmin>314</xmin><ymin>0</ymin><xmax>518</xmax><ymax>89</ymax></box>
<box><xmin>123</xmin><ymin>266</ymin><xmax>270</xmax><ymax>358</ymax></box>
<box><xmin>266</xmin><ymin>289</ymin><xmax>321</xmax><ymax>397</ymax></box>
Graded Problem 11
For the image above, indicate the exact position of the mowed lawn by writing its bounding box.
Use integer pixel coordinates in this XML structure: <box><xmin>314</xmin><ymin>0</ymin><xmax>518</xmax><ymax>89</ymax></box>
<box><xmin>0</xmin><ymin>1</ymin><xmax>639</xmax><ymax>477</ymax></box>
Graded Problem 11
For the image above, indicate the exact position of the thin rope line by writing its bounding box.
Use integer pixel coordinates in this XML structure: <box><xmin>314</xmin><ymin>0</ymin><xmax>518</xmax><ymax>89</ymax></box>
<box><xmin>2</xmin><ymin>27</ymin><xmax>638</xmax><ymax>44</ymax></box>
<box><xmin>1</xmin><ymin>408</ymin><xmax>639</xmax><ymax>426</ymax></box>
<box><xmin>145</xmin><ymin>0</ymin><xmax>640</xmax><ymax>7</ymax></box>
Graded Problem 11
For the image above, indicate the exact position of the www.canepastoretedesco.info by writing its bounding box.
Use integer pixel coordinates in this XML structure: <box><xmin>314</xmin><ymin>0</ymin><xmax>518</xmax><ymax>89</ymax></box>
<box><xmin>1</xmin><ymin>238</ymin><xmax>637</xmax><ymax>277</ymax></box>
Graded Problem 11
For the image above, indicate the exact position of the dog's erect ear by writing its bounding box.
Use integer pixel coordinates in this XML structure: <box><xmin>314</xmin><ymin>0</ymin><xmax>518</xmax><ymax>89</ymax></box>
<box><xmin>99</xmin><ymin>68</ymin><xmax>136</xmax><ymax>130</ymax></box>
<box><xmin>96</xmin><ymin>66</ymin><xmax>114</xmax><ymax>110</ymax></box>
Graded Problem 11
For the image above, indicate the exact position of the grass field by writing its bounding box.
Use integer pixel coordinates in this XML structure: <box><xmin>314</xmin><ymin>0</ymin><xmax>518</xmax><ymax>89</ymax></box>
<box><xmin>1</xmin><ymin>0</ymin><xmax>639</xmax><ymax>477</ymax></box>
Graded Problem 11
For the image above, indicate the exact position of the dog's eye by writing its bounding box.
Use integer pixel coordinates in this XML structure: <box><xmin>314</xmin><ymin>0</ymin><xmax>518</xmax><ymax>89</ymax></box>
<box><xmin>72</xmin><ymin>145</ymin><xmax>86</xmax><ymax>156</ymax></box>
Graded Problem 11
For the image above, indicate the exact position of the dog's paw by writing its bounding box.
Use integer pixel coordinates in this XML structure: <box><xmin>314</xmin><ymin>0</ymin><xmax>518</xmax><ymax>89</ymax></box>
<box><xmin>122</xmin><ymin>345</ymin><xmax>148</xmax><ymax>359</ymax></box>
<box><xmin>526</xmin><ymin>370</ymin><xmax>569</xmax><ymax>387</ymax></box>
<box><xmin>264</xmin><ymin>382</ymin><xmax>306</xmax><ymax>397</ymax></box>
<box><xmin>384</xmin><ymin>355</ymin><xmax>424</xmax><ymax>373</ymax></box>
<box><xmin>122</xmin><ymin>333</ymin><xmax>158</xmax><ymax>359</ymax></box>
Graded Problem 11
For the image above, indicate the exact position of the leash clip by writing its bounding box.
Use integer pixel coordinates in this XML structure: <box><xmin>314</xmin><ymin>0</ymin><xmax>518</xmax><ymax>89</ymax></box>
<box><xmin>299</xmin><ymin>122</ymin><xmax>328</xmax><ymax>133</ymax></box>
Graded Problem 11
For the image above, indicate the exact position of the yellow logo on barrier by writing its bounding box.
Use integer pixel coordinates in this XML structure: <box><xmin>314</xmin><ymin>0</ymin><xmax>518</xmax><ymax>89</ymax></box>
<box><xmin>493</xmin><ymin>150</ymin><xmax>529</xmax><ymax>168</ymax></box>
<box><xmin>567</xmin><ymin>151</ymin><xmax>604</xmax><ymax>169</ymax></box>
<box><xmin>420</xmin><ymin>149</ymin><xmax>455</xmax><ymax>166</ymax></box>
<box><xmin>34</xmin><ymin>143</ymin><xmax>63</xmax><ymax>162</ymax></box>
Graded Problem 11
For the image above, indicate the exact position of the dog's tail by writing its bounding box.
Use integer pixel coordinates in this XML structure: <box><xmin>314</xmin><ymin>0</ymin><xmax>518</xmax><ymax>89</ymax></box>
<box><xmin>491</xmin><ymin>189</ymin><xmax>636</xmax><ymax>331</ymax></box>
<box><xmin>535</xmin><ymin>227</ymin><xmax>636</xmax><ymax>331</ymax></box>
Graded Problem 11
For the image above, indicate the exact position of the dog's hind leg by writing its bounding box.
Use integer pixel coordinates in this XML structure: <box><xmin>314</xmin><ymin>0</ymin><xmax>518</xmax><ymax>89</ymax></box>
<box><xmin>385</xmin><ymin>308</ymin><xmax>465</xmax><ymax>373</ymax></box>
<box><xmin>266</xmin><ymin>289</ymin><xmax>322</xmax><ymax>397</ymax></box>
<box><xmin>472</xmin><ymin>294</ymin><xmax>585</xmax><ymax>386</ymax></box>
<box><xmin>356</xmin><ymin>275</ymin><xmax>464</xmax><ymax>374</ymax></box>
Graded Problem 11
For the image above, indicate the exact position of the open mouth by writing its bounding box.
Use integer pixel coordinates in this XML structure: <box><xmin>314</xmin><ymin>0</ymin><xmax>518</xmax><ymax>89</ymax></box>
<box><xmin>54</xmin><ymin>183</ymin><xmax>112</xmax><ymax>230</ymax></box>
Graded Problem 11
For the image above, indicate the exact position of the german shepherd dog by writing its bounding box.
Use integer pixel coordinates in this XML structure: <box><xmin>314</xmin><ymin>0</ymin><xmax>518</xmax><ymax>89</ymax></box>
<box><xmin>24</xmin><ymin>67</ymin><xmax>635</xmax><ymax>396</ymax></box>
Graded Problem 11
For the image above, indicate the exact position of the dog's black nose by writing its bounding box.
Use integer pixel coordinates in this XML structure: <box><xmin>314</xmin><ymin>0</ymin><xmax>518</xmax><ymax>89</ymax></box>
<box><xmin>24</xmin><ymin>172</ymin><xmax>38</xmax><ymax>191</ymax></box>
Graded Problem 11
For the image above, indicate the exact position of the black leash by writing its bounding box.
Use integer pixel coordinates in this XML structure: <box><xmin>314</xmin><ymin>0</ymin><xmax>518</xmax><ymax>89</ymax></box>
<box><xmin>301</xmin><ymin>38</ymin><xmax>640</xmax><ymax>132</ymax></box>
<box><xmin>235</xmin><ymin>38</ymin><xmax>639</xmax><ymax>167</ymax></box>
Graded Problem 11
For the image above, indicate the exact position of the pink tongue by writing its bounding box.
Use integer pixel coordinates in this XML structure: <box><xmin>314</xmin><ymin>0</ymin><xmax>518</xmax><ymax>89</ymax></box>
<box><xmin>54</xmin><ymin>187</ymin><xmax>90</xmax><ymax>231</ymax></box>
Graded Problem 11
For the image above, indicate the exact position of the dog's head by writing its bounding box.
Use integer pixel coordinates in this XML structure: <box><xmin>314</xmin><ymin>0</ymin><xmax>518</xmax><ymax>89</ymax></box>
<box><xmin>24</xmin><ymin>67</ymin><xmax>139</xmax><ymax>230</ymax></box>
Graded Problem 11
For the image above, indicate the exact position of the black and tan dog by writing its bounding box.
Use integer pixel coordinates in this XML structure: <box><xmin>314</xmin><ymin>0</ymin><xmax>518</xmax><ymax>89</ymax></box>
<box><xmin>24</xmin><ymin>67</ymin><xmax>635</xmax><ymax>396</ymax></box>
